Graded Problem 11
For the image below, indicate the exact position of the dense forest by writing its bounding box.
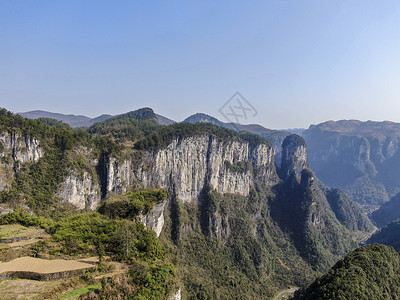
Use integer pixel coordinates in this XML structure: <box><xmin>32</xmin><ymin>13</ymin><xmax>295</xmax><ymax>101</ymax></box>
<box><xmin>295</xmin><ymin>244</ymin><xmax>400</xmax><ymax>300</ymax></box>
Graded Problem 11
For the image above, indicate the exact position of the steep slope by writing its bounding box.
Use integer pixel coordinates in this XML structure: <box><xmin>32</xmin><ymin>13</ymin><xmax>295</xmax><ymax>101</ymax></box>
<box><xmin>183</xmin><ymin>112</ymin><xmax>290</xmax><ymax>165</ymax></box>
<box><xmin>367</xmin><ymin>221</ymin><xmax>400</xmax><ymax>251</ymax></box>
<box><xmin>325</xmin><ymin>188</ymin><xmax>374</xmax><ymax>233</ymax></box>
<box><xmin>270</xmin><ymin>135</ymin><xmax>372</xmax><ymax>270</ymax></box>
<box><xmin>370</xmin><ymin>193</ymin><xmax>400</xmax><ymax>227</ymax></box>
<box><xmin>156</xmin><ymin>113</ymin><xmax>175</xmax><ymax>125</ymax></box>
<box><xmin>303</xmin><ymin>120</ymin><xmax>400</xmax><ymax>207</ymax></box>
<box><xmin>295</xmin><ymin>244</ymin><xmax>400</xmax><ymax>300</ymax></box>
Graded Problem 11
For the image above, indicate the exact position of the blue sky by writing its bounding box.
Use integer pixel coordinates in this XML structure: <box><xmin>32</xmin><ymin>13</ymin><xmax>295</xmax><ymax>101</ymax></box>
<box><xmin>1</xmin><ymin>1</ymin><xmax>400</xmax><ymax>128</ymax></box>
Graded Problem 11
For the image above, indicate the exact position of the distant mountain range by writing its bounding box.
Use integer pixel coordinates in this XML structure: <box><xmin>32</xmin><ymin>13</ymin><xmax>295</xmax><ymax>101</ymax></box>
<box><xmin>303</xmin><ymin>120</ymin><xmax>400</xmax><ymax>207</ymax></box>
<box><xmin>18</xmin><ymin>110</ymin><xmax>175</xmax><ymax>127</ymax></box>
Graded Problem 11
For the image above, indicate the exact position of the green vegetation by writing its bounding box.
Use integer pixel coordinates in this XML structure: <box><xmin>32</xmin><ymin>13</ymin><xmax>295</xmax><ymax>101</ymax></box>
<box><xmin>0</xmin><ymin>108</ymin><xmax>121</xmax><ymax>215</ymax></box>
<box><xmin>270</xmin><ymin>172</ymin><xmax>357</xmax><ymax>271</ymax></box>
<box><xmin>160</xmin><ymin>186</ymin><xmax>317</xmax><ymax>299</ymax></box>
<box><xmin>88</xmin><ymin>108</ymin><xmax>161</xmax><ymax>143</ymax></box>
<box><xmin>107</xmin><ymin>107</ymin><xmax>158</xmax><ymax>121</ymax></box>
<box><xmin>281</xmin><ymin>134</ymin><xmax>306</xmax><ymax>148</ymax></box>
<box><xmin>224</xmin><ymin>160</ymin><xmax>252</xmax><ymax>173</ymax></box>
<box><xmin>99</xmin><ymin>189</ymin><xmax>169</xmax><ymax>219</ymax></box>
<box><xmin>0</xmin><ymin>209</ymin><xmax>54</xmax><ymax>229</ymax></box>
<box><xmin>0</xmin><ymin>207</ymin><xmax>176</xmax><ymax>299</ymax></box>
<box><xmin>1</xmin><ymin>108</ymin><xmax>381</xmax><ymax>298</ymax></box>
<box><xmin>60</xmin><ymin>283</ymin><xmax>101</xmax><ymax>300</ymax></box>
<box><xmin>0</xmin><ymin>224</ymin><xmax>43</xmax><ymax>240</ymax></box>
<box><xmin>325</xmin><ymin>188</ymin><xmax>374</xmax><ymax>232</ymax></box>
<box><xmin>295</xmin><ymin>244</ymin><xmax>400</xmax><ymax>300</ymax></box>
<box><xmin>36</xmin><ymin>117</ymin><xmax>71</xmax><ymax>129</ymax></box>
<box><xmin>345</xmin><ymin>175</ymin><xmax>389</xmax><ymax>205</ymax></box>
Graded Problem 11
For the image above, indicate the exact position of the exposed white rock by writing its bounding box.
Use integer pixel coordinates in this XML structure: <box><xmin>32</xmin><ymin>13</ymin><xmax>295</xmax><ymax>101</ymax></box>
<box><xmin>169</xmin><ymin>288</ymin><xmax>181</xmax><ymax>300</ymax></box>
<box><xmin>280</xmin><ymin>136</ymin><xmax>309</xmax><ymax>182</ymax></box>
<box><xmin>105</xmin><ymin>157</ymin><xmax>135</xmax><ymax>195</ymax></box>
<box><xmin>56</xmin><ymin>171</ymin><xmax>101</xmax><ymax>210</ymax></box>
<box><xmin>140</xmin><ymin>201</ymin><xmax>167</xmax><ymax>237</ymax></box>
<box><xmin>105</xmin><ymin>135</ymin><xmax>277</xmax><ymax>202</ymax></box>
<box><xmin>0</xmin><ymin>132</ymin><xmax>44</xmax><ymax>164</ymax></box>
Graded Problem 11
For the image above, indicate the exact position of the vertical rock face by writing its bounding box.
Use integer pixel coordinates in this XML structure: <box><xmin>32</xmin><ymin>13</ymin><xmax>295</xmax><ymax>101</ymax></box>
<box><xmin>140</xmin><ymin>201</ymin><xmax>167</xmax><ymax>237</ymax></box>
<box><xmin>56</xmin><ymin>171</ymin><xmax>101</xmax><ymax>210</ymax></box>
<box><xmin>303</xmin><ymin>121</ymin><xmax>400</xmax><ymax>204</ymax></box>
<box><xmin>0</xmin><ymin>132</ymin><xmax>44</xmax><ymax>192</ymax></box>
<box><xmin>104</xmin><ymin>135</ymin><xmax>277</xmax><ymax>202</ymax></box>
<box><xmin>279</xmin><ymin>134</ymin><xmax>309</xmax><ymax>182</ymax></box>
<box><xmin>169</xmin><ymin>288</ymin><xmax>181</xmax><ymax>300</ymax></box>
<box><xmin>0</xmin><ymin>132</ymin><xmax>44</xmax><ymax>164</ymax></box>
<box><xmin>104</xmin><ymin>157</ymin><xmax>135</xmax><ymax>196</ymax></box>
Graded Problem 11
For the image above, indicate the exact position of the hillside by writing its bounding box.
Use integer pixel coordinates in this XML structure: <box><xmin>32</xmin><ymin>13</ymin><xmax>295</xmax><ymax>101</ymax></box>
<box><xmin>367</xmin><ymin>221</ymin><xmax>400</xmax><ymax>251</ymax></box>
<box><xmin>294</xmin><ymin>244</ymin><xmax>400</xmax><ymax>300</ymax></box>
<box><xmin>0</xmin><ymin>108</ymin><xmax>374</xmax><ymax>298</ymax></box>
<box><xmin>370</xmin><ymin>193</ymin><xmax>400</xmax><ymax>227</ymax></box>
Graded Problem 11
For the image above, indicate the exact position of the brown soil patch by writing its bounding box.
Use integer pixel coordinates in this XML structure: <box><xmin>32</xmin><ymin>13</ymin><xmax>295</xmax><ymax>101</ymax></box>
<box><xmin>277</xmin><ymin>258</ymin><xmax>291</xmax><ymax>271</ymax></box>
<box><xmin>0</xmin><ymin>256</ymin><xmax>95</xmax><ymax>274</ymax></box>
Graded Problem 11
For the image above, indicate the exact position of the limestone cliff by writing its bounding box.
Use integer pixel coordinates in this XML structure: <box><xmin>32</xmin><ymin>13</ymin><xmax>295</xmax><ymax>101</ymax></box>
<box><xmin>140</xmin><ymin>201</ymin><xmax>167</xmax><ymax>237</ymax></box>
<box><xmin>279</xmin><ymin>134</ymin><xmax>309</xmax><ymax>182</ymax></box>
<box><xmin>303</xmin><ymin>122</ymin><xmax>400</xmax><ymax>205</ymax></box>
<box><xmin>0</xmin><ymin>131</ymin><xmax>44</xmax><ymax>192</ymax></box>
<box><xmin>0</xmin><ymin>132</ymin><xmax>44</xmax><ymax>164</ymax></box>
<box><xmin>56</xmin><ymin>171</ymin><xmax>101</xmax><ymax>210</ymax></box>
<box><xmin>104</xmin><ymin>135</ymin><xmax>277</xmax><ymax>202</ymax></box>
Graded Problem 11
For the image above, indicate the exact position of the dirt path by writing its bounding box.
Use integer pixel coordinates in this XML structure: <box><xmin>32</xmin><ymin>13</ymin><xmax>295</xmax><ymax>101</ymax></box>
<box><xmin>273</xmin><ymin>287</ymin><xmax>299</xmax><ymax>300</ymax></box>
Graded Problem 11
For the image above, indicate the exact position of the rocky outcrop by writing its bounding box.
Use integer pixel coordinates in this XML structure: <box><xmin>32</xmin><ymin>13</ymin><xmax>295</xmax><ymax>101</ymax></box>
<box><xmin>103</xmin><ymin>157</ymin><xmax>135</xmax><ymax>196</ymax></box>
<box><xmin>0</xmin><ymin>131</ymin><xmax>44</xmax><ymax>192</ymax></box>
<box><xmin>271</xmin><ymin>168</ymin><xmax>358</xmax><ymax>269</ymax></box>
<box><xmin>169</xmin><ymin>288</ymin><xmax>181</xmax><ymax>300</ymax></box>
<box><xmin>56</xmin><ymin>171</ymin><xmax>101</xmax><ymax>210</ymax></box>
<box><xmin>0</xmin><ymin>132</ymin><xmax>44</xmax><ymax>164</ymax></box>
<box><xmin>140</xmin><ymin>201</ymin><xmax>167</xmax><ymax>237</ymax></box>
<box><xmin>279</xmin><ymin>134</ymin><xmax>309</xmax><ymax>182</ymax></box>
<box><xmin>105</xmin><ymin>135</ymin><xmax>277</xmax><ymax>203</ymax></box>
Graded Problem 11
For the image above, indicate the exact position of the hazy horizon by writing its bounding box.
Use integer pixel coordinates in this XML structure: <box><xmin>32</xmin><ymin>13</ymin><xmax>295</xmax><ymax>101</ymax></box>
<box><xmin>2</xmin><ymin>1</ymin><xmax>400</xmax><ymax>128</ymax></box>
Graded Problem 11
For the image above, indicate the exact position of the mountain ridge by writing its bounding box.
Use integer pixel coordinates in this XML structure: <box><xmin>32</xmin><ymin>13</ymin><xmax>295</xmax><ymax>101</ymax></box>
<box><xmin>18</xmin><ymin>110</ymin><xmax>175</xmax><ymax>127</ymax></box>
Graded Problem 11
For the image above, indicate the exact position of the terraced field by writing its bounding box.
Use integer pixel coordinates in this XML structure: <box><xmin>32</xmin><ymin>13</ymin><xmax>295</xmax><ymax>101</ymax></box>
<box><xmin>0</xmin><ymin>224</ymin><xmax>45</xmax><ymax>243</ymax></box>
<box><xmin>0</xmin><ymin>256</ymin><xmax>96</xmax><ymax>280</ymax></box>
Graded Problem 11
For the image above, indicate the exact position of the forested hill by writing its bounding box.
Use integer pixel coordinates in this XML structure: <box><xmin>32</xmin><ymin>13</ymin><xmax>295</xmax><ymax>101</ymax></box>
<box><xmin>19</xmin><ymin>109</ymin><xmax>175</xmax><ymax>127</ymax></box>
<box><xmin>295</xmin><ymin>244</ymin><xmax>400</xmax><ymax>300</ymax></box>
